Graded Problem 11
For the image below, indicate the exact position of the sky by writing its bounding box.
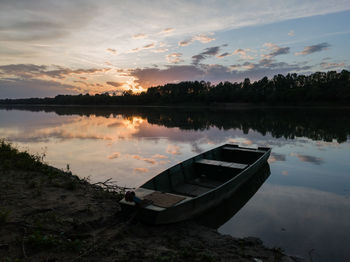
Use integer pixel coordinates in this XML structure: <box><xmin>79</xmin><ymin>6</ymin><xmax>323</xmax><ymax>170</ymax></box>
<box><xmin>0</xmin><ymin>0</ymin><xmax>350</xmax><ymax>98</ymax></box>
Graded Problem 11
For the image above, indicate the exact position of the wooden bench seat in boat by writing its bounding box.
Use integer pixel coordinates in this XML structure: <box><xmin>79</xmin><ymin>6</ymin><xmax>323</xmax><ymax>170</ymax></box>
<box><xmin>222</xmin><ymin>146</ymin><xmax>266</xmax><ymax>154</ymax></box>
<box><xmin>195</xmin><ymin>159</ymin><xmax>248</xmax><ymax>169</ymax></box>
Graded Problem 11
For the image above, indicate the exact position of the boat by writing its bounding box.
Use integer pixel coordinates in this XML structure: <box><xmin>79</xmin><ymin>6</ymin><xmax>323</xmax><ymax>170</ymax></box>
<box><xmin>120</xmin><ymin>144</ymin><xmax>271</xmax><ymax>224</ymax></box>
<box><xmin>196</xmin><ymin>163</ymin><xmax>271</xmax><ymax>229</ymax></box>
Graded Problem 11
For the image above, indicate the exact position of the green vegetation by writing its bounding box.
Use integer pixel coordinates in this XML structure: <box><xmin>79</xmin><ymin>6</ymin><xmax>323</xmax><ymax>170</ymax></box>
<box><xmin>1</xmin><ymin>70</ymin><xmax>349</xmax><ymax>105</ymax></box>
<box><xmin>0</xmin><ymin>139</ymin><xmax>44</xmax><ymax>171</ymax></box>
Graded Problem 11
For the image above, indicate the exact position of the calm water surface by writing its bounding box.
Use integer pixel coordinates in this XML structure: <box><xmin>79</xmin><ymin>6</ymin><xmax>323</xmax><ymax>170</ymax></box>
<box><xmin>1</xmin><ymin>106</ymin><xmax>350</xmax><ymax>261</ymax></box>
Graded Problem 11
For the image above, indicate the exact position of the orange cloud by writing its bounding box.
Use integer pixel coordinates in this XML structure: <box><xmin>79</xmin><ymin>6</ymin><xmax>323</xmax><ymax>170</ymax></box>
<box><xmin>152</xmin><ymin>48</ymin><xmax>168</xmax><ymax>53</ymax></box>
<box><xmin>166</xmin><ymin>53</ymin><xmax>183</xmax><ymax>64</ymax></box>
<box><xmin>233</xmin><ymin>48</ymin><xmax>254</xmax><ymax>60</ymax></box>
<box><xmin>133</xmin><ymin>33</ymin><xmax>147</xmax><ymax>39</ymax></box>
<box><xmin>161</xmin><ymin>28</ymin><xmax>174</xmax><ymax>34</ymax></box>
<box><xmin>143</xmin><ymin>43</ymin><xmax>156</xmax><ymax>49</ymax></box>
<box><xmin>106</xmin><ymin>81</ymin><xmax>123</xmax><ymax>88</ymax></box>
<box><xmin>178</xmin><ymin>34</ymin><xmax>215</xmax><ymax>46</ymax></box>
<box><xmin>106</xmin><ymin>48</ymin><xmax>117</xmax><ymax>54</ymax></box>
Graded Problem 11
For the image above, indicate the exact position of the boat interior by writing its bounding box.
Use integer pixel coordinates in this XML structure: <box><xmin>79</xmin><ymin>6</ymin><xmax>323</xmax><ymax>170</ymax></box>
<box><xmin>141</xmin><ymin>145</ymin><xmax>268</xmax><ymax>198</ymax></box>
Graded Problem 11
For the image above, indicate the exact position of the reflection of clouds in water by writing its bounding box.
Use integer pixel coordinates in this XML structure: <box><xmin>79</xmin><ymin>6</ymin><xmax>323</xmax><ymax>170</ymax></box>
<box><xmin>191</xmin><ymin>142</ymin><xmax>203</xmax><ymax>154</ymax></box>
<box><xmin>166</xmin><ymin>144</ymin><xmax>181</xmax><ymax>155</ymax></box>
<box><xmin>228</xmin><ymin>138</ymin><xmax>253</xmax><ymax>146</ymax></box>
<box><xmin>129</xmin><ymin>154</ymin><xmax>157</xmax><ymax>165</ymax></box>
<box><xmin>268</xmin><ymin>152</ymin><xmax>287</xmax><ymax>163</ymax></box>
<box><xmin>152</xmin><ymin>154</ymin><xmax>168</xmax><ymax>159</ymax></box>
<box><xmin>2</xmin><ymin>115</ymin><xmax>144</xmax><ymax>143</ymax></box>
<box><xmin>290</xmin><ymin>152</ymin><xmax>324</xmax><ymax>165</ymax></box>
<box><xmin>134</xmin><ymin>167</ymin><xmax>148</xmax><ymax>173</ymax></box>
<box><xmin>107</xmin><ymin>152</ymin><xmax>120</xmax><ymax>159</ymax></box>
<box><xmin>219</xmin><ymin>184</ymin><xmax>350</xmax><ymax>260</ymax></box>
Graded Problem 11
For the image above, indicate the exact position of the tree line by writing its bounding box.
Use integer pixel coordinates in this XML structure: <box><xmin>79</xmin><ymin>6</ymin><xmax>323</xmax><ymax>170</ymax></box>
<box><xmin>1</xmin><ymin>70</ymin><xmax>349</xmax><ymax>105</ymax></box>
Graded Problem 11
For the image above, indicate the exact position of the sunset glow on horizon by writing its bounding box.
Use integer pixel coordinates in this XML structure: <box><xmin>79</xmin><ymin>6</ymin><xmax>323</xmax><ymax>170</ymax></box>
<box><xmin>1</xmin><ymin>0</ymin><xmax>350</xmax><ymax>98</ymax></box>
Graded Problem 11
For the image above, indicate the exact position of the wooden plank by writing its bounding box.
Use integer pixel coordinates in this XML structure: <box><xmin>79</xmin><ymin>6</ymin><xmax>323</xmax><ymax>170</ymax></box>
<box><xmin>196</xmin><ymin>158</ymin><xmax>248</xmax><ymax>169</ymax></box>
<box><xmin>222</xmin><ymin>146</ymin><xmax>266</xmax><ymax>154</ymax></box>
<box><xmin>143</xmin><ymin>192</ymin><xmax>186</xmax><ymax>208</ymax></box>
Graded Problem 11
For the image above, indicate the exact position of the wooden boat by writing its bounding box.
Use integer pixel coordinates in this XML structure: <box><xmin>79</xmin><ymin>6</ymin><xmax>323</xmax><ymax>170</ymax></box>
<box><xmin>120</xmin><ymin>144</ymin><xmax>271</xmax><ymax>224</ymax></box>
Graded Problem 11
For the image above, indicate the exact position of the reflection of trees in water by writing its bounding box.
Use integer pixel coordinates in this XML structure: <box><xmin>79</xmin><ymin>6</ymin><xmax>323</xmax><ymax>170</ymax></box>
<box><xmin>2</xmin><ymin>106</ymin><xmax>349</xmax><ymax>143</ymax></box>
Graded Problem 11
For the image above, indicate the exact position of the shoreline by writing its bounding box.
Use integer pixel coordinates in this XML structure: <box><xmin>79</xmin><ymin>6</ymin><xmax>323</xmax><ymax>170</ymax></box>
<box><xmin>1</xmin><ymin>103</ymin><xmax>350</xmax><ymax>110</ymax></box>
<box><xmin>0</xmin><ymin>140</ymin><xmax>302</xmax><ymax>261</ymax></box>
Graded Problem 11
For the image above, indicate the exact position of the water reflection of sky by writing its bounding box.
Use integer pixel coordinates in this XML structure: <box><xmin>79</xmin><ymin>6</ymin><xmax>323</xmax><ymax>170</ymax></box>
<box><xmin>1</xmin><ymin>108</ymin><xmax>350</xmax><ymax>261</ymax></box>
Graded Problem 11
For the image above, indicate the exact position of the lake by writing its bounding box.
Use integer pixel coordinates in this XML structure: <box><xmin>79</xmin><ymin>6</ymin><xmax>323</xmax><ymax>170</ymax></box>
<box><xmin>1</xmin><ymin>105</ymin><xmax>349</xmax><ymax>261</ymax></box>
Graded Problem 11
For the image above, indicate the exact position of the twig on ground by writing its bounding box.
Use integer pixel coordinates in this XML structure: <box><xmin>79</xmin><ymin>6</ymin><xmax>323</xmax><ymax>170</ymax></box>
<box><xmin>92</xmin><ymin>178</ymin><xmax>135</xmax><ymax>193</ymax></box>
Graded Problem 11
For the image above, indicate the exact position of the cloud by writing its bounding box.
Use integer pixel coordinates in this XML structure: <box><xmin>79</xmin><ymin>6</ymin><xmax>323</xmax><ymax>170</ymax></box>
<box><xmin>0</xmin><ymin>64</ymin><xmax>47</xmax><ymax>78</ymax></box>
<box><xmin>0</xmin><ymin>1</ymin><xmax>96</xmax><ymax>42</ymax></box>
<box><xmin>230</xmin><ymin>62</ymin><xmax>256</xmax><ymax>70</ymax></box>
<box><xmin>152</xmin><ymin>48</ymin><xmax>169</xmax><ymax>53</ymax></box>
<box><xmin>193</xmin><ymin>34</ymin><xmax>215</xmax><ymax>43</ymax></box>
<box><xmin>0</xmin><ymin>78</ymin><xmax>77</xmax><ymax>98</ymax></box>
<box><xmin>320</xmin><ymin>62</ymin><xmax>345</xmax><ymax>69</ymax></box>
<box><xmin>263</xmin><ymin>43</ymin><xmax>290</xmax><ymax>59</ymax></box>
<box><xmin>160</xmin><ymin>28</ymin><xmax>174</xmax><ymax>34</ymax></box>
<box><xmin>0</xmin><ymin>64</ymin><xmax>108</xmax><ymax>80</ymax></box>
<box><xmin>129</xmin><ymin>57</ymin><xmax>312</xmax><ymax>89</ymax></box>
<box><xmin>106</xmin><ymin>48</ymin><xmax>117</xmax><ymax>54</ymax></box>
<box><xmin>0</xmin><ymin>63</ymin><xmax>114</xmax><ymax>98</ymax></box>
<box><xmin>133</xmin><ymin>33</ymin><xmax>147</xmax><ymax>39</ymax></box>
<box><xmin>295</xmin><ymin>42</ymin><xmax>330</xmax><ymax>56</ymax></box>
<box><xmin>178</xmin><ymin>39</ymin><xmax>192</xmax><ymax>47</ymax></box>
<box><xmin>143</xmin><ymin>43</ymin><xmax>156</xmax><ymax>49</ymax></box>
<box><xmin>127</xmin><ymin>43</ymin><xmax>156</xmax><ymax>53</ymax></box>
<box><xmin>130</xmin><ymin>65</ymin><xmax>204</xmax><ymax>87</ymax></box>
<box><xmin>108</xmin><ymin>152</ymin><xmax>121</xmax><ymax>159</ymax></box>
<box><xmin>192</xmin><ymin>46</ymin><xmax>220</xmax><ymax>65</ymax></box>
<box><xmin>217</xmin><ymin>52</ymin><xmax>230</xmax><ymax>58</ymax></box>
<box><xmin>288</xmin><ymin>30</ymin><xmax>295</xmax><ymax>36</ymax></box>
<box><xmin>166</xmin><ymin>53</ymin><xmax>183</xmax><ymax>64</ymax></box>
<box><xmin>233</xmin><ymin>48</ymin><xmax>254</xmax><ymax>60</ymax></box>
<box><xmin>179</xmin><ymin>34</ymin><xmax>215</xmax><ymax>46</ymax></box>
<box><xmin>106</xmin><ymin>81</ymin><xmax>122</xmax><ymax>88</ymax></box>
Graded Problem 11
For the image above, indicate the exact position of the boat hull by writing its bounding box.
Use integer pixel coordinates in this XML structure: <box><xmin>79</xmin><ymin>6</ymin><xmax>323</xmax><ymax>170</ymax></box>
<box><xmin>120</xmin><ymin>144</ymin><xmax>271</xmax><ymax>224</ymax></box>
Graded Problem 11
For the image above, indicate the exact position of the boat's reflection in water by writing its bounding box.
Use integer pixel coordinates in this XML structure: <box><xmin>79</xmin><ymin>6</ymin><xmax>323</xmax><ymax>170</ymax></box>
<box><xmin>195</xmin><ymin>163</ymin><xmax>270</xmax><ymax>229</ymax></box>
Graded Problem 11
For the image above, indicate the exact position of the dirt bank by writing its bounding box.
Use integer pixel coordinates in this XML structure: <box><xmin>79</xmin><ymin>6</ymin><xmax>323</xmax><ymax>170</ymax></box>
<box><xmin>0</xmin><ymin>140</ymin><xmax>301</xmax><ymax>261</ymax></box>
